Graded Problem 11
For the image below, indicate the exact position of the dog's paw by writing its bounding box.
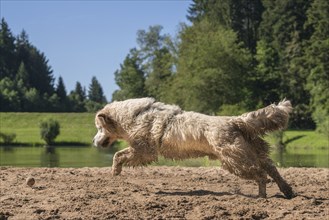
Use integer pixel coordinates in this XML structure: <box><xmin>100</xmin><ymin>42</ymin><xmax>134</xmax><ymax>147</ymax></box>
<box><xmin>111</xmin><ymin>167</ymin><xmax>122</xmax><ymax>176</ymax></box>
<box><xmin>282</xmin><ymin>186</ymin><xmax>295</xmax><ymax>199</ymax></box>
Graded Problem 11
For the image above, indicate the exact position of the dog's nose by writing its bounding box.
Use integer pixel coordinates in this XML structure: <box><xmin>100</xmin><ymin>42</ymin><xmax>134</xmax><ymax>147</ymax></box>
<box><xmin>92</xmin><ymin>138</ymin><xmax>95</xmax><ymax>144</ymax></box>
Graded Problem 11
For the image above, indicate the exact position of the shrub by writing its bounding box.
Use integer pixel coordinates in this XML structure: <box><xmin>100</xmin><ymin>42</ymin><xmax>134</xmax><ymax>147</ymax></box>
<box><xmin>40</xmin><ymin>118</ymin><xmax>60</xmax><ymax>145</ymax></box>
<box><xmin>312</xmin><ymin>108</ymin><xmax>329</xmax><ymax>138</ymax></box>
<box><xmin>0</xmin><ymin>132</ymin><xmax>16</xmax><ymax>144</ymax></box>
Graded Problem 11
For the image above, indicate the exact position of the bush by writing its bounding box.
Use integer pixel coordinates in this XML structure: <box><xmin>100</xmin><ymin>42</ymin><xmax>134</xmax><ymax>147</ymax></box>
<box><xmin>40</xmin><ymin>119</ymin><xmax>60</xmax><ymax>145</ymax></box>
<box><xmin>84</xmin><ymin>100</ymin><xmax>104</xmax><ymax>112</ymax></box>
<box><xmin>0</xmin><ymin>132</ymin><xmax>16</xmax><ymax>144</ymax></box>
<box><xmin>313</xmin><ymin>108</ymin><xmax>329</xmax><ymax>138</ymax></box>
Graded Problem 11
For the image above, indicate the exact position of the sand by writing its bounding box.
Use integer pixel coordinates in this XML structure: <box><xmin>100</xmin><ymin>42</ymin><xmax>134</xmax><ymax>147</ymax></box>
<box><xmin>0</xmin><ymin>166</ymin><xmax>328</xmax><ymax>220</ymax></box>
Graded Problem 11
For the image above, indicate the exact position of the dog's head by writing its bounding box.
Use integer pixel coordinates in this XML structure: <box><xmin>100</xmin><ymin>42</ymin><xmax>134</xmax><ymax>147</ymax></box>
<box><xmin>93</xmin><ymin>111</ymin><xmax>120</xmax><ymax>148</ymax></box>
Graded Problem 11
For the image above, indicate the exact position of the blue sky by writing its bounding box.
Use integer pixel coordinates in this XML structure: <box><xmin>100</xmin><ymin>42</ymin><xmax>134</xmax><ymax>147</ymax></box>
<box><xmin>1</xmin><ymin>0</ymin><xmax>191</xmax><ymax>100</ymax></box>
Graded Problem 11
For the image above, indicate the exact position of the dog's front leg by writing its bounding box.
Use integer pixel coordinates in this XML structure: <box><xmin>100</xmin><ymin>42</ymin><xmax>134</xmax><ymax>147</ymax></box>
<box><xmin>112</xmin><ymin>147</ymin><xmax>134</xmax><ymax>176</ymax></box>
<box><xmin>262</xmin><ymin>159</ymin><xmax>294</xmax><ymax>199</ymax></box>
<box><xmin>258</xmin><ymin>179</ymin><xmax>267</xmax><ymax>198</ymax></box>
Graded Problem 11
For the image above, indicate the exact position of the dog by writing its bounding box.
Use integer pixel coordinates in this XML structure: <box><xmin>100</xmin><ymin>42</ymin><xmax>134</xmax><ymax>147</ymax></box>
<box><xmin>93</xmin><ymin>98</ymin><xmax>294</xmax><ymax>199</ymax></box>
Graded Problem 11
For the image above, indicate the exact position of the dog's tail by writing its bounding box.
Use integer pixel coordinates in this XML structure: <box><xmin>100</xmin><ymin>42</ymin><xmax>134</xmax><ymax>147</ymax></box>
<box><xmin>233</xmin><ymin>99</ymin><xmax>292</xmax><ymax>138</ymax></box>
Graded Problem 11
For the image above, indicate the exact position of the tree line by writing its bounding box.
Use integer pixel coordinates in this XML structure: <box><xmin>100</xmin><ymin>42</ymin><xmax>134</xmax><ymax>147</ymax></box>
<box><xmin>113</xmin><ymin>0</ymin><xmax>328</xmax><ymax>134</ymax></box>
<box><xmin>0</xmin><ymin>0</ymin><xmax>328</xmax><ymax>135</ymax></box>
<box><xmin>0</xmin><ymin>18</ymin><xmax>107</xmax><ymax>112</ymax></box>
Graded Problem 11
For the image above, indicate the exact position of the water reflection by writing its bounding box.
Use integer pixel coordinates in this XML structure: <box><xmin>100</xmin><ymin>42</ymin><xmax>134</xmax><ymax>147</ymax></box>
<box><xmin>2</xmin><ymin>146</ymin><xmax>14</xmax><ymax>152</ymax></box>
<box><xmin>0</xmin><ymin>146</ymin><xmax>328</xmax><ymax>168</ymax></box>
<box><xmin>271</xmin><ymin>148</ymin><xmax>325</xmax><ymax>167</ymax></box>
<box><xmin>40</xmin><ymin>147</ymin><xmax>59</xmax><ymax>167</ymax></box>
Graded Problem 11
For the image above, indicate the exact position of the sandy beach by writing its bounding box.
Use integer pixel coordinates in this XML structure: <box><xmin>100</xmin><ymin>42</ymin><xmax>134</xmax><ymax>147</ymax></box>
<box><xmin>0</xmin><ymin>166</ymin><xmax>328</xmax><ymax>219</ymax></box>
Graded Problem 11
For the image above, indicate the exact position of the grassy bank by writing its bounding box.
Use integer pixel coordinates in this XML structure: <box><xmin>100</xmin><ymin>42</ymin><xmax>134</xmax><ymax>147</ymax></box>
<box><xmin>0</xmin><ymin>112</ymin><xmax>327</xmax><ymax>149</ymax></box>
<box><xmin>0</xmin><ymin>112</ymin><xmax>95</xmax><ymax>146</ymax></box>
<box><xmin>266</xmin><ymin>130</ymin><xmax>328</xmax><ymax>150</ymax></box>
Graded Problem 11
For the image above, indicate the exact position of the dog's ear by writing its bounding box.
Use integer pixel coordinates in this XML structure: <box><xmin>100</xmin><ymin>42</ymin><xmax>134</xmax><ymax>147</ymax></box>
<box><xmin>97</xmin><ymin>113</ymin><xmax>117</xmax><ymax>131</ymax></box>
<box><xmin>97</xmin><ymin>113</ymin><xmax>108</xmax><ymax>125</ymax></box>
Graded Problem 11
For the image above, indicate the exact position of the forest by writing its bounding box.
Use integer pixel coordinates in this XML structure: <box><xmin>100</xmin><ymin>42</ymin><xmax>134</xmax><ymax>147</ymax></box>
<box><xmin>0</xmin><ymin>0</ymin><xmax>328</xmax><ymax>134</ymax></box>
<box><xmin>0</xmin><ymin>20</ymin><xmax>107</xmax><ymax>113</ymax></box>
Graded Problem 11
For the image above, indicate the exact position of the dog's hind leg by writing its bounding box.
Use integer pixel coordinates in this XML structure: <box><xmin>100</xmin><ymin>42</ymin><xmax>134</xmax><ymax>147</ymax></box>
<box><xmin>112</xmin><ymin>147</ymin><xmax>135</xmax><ymax>176</ymax></box>
<box><xmin>262</xmin><ymin>159</ymin><xmax>294</xmax><ymax>199</ymax></box>
<box><xmin>257</xmin><ymin>174</ymin><xmax>267</xmax><ymax>198</ymax></box>
<box><xmin>218</xmin><ymin>145</ymin><xmax>269</xmax><ymax>198</ymax></box>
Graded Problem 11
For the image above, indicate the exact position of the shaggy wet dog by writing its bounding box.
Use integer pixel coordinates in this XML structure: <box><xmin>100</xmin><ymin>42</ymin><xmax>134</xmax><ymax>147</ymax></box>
<box><xmin>93</xmin><ymin>98</ymin><xmax>294</xmax><ymax>198</ymax></box>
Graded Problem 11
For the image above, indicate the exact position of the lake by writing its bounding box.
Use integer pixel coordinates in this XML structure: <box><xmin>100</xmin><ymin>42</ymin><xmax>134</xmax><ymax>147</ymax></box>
<box><xmin>0</xmin><ymin>146</ymin><xmax>328</xmax><ymax>168</ymax></box>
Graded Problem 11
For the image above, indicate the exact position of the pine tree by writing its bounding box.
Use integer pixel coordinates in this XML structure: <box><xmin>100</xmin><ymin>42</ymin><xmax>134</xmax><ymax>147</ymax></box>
<box><xmin>85</xmin><ymin>76</ymin><xmax>107</xmax><ymax>112</ymax></box>
<box><xmin>88</xmin><ymin>76</ymin><xmax>107</xmax><ymax>103</ymax></box>
<box><xmin>74</xmin><ymin>81</ymin><xmax>86</xmax><ymax>102</ymax></box>
<box><xmin>56</xmin><ymin>76</ymin><xmax>67</xmax><ymax>101</ymax></box>
<box><xmin>0</xmin><ymin>18</ymin><xmax>17</xmax><ymax>79</ymax></box>
<box><xmin>53</xmin><ymin>76</ymin><xmax>68</xmax><ymax>111</ymax></box>
<box><xmin>68</xmin><ymin>81</ymin><xmax>86</xmax><ymax>112</ymax></box>
<box><xmin>0</xmin><ymin>19</ymin><xmax>61</xmax><ymax>112</ymax></box>
<box><xmin>187</xmin><ymin>0</ymin><xmax>264</xmax><ymax>54</ymax></box>
<box><xmin>256</xmin><ymin>0</ymin><xmax>313</xmax><ymax>128</ymax></box>
<box><xmin>16</xmin><ymin>62</ymin><xmax>29</xmax><ymax>86</ymax></box>
<box><xmin>16</xmin><ymin>30</ymin><xmax>55</xmax><ymax>95</ymax></box>
<box><xmin>304</xmin><ymin>0</ymin><xmax>329</xmax><ymax>134</ymax></box>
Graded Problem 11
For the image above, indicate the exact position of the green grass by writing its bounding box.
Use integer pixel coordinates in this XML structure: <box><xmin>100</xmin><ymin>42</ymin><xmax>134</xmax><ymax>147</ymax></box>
<box><xmin>284</xmin><ymin>130</ymin><xmax>328</xmax><ymax>149</ymax></box>
<box><xmin>0</xmin><ymin>112</ymin><xmax>96</xmax><ymax>145</ymax></box>
<box><xmin>266</xmin><ymin>130</ymin><xmax>328</xmax><ymax>149</ymax></box>
<box><xmin>1</xmin><ymin>112</ymin><xmax>328</xmax><ymax>150</ymax></box>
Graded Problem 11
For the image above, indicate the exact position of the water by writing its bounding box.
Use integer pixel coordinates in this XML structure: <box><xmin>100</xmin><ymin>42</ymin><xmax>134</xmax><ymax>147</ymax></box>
<box><xmin>271</xmin><ymin>147</ymin><xmax>329</xmax><ymax>168</ymax></box>
<box><xmin>0</xmin><ymin>146</ymin><xmax>328</xmax><ymax>168</ymax></box>
<box><xmin>0</xmin><ymin>146</ymin><xmax>114</xmax><ymax>168</ymax></box>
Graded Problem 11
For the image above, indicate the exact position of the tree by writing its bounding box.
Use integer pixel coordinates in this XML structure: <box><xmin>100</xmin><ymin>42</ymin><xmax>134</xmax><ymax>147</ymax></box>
<box><xmin>112</xmin><ymin>49</ymin><xmax>146</xmax><ymax>101</ymax></box>
<box><xmin>187</xmin><ymin>0</ymin><xmax>264</xmax><ymax>54</ymax></box>
<box><xmin>304</xmin><ymin>0</ymin><xmax>329</xmax><ymax>135</ymax></box>
<box><xmin>88</xmin><ymin>76</ymin><xmax>107</xmax><ymax>103</ymax></box>
<box><xmin>16</xmin><ymin>62</ymin><xmax>29</xmax><ymax>87</ymax></box>
<box><xmin>254</xmin><ymin>40</ymin><xmax>281</xmax><ymax>105</ymax></box>
<box><xmin>73</xmin><ymin>81</ymin><xmax>86</xmax><ymax>101</ymax></box>
<box><xmin>55</xmin><ymin>76</ymin><xmax>67</xmax><ymax>101</ymax></box>
<box><xmin>0</xmin><ymin>77</ymin><xmax>21</xmax><ymax>111</ymax></box>
<box><xmin>23</xmin><ymin>88</ymin><xmax>42</xmax><ymax>112</ymax></box>
<box><xmin>86</xmin><ymin>76</ymin><xmax>107</xmax><ymax>112</ymax></box>
<box><xmin>136</xmin><ymin>25</ymin><xmax>175</xmax><ymax>101</ymax></box>
<box><xmin>54</xmin><ymin>76</ymin><xmax>68</xmax><ymax>111</ymax></box>
<box><xmin>0</xmin><ymin>18</ymin><xmax>17</xmax><ymax>79</ymax></box>
<box><xmin>40</xmin><ymin>118</ymin><xmax>60</xmax><ymax>145</ymax></box>
<box><xmin>137</xmin><ymin>25</ymin><xmax>166</xmax><ymax>62</ymax></box>
<box><xmin>68</xmin><ymin>81</ymin><xmax>86</xmax><ymax>112</ymax></box>
<box><xmin>256</xmin><ymin>0</ymin><xmax>313</xmax><ymax>128</ymax></box>
<box><xmin>171</xmin><ymin>19</ymin><xmax>252</xmax><ymax>114</ymax></box>
<box><xmin>0</xmin><ymin>20</ymin><xmax>59</xmax><ymax>112</ymax></box>
<box><xmin>144</xmin><ymin>47</ymin><xmax>173</xmax><ymax>100</ymax></box>
<box><xmin>16</xmin><ymin>30</ymin><xmax>55</xmax><ymax>96</ymax></box>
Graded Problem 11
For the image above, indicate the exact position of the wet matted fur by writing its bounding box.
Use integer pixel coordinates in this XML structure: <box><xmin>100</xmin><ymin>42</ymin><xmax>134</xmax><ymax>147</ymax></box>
<box><xmin>93</xmin><ymin>98</ymin><xmax>294</xmax><ymax>198</ymax></box>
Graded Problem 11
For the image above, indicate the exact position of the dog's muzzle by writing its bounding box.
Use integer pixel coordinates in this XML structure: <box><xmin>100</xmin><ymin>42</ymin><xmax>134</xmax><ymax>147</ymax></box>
<box><xmin>93</xmin><ymin>137</ymin><xmax>114</xmax><ymax>148</ymax></box>
<box><xmin>101</xmin><ymin>138</ymin><xmax>110</xmax><ymax>147</ymax></box>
